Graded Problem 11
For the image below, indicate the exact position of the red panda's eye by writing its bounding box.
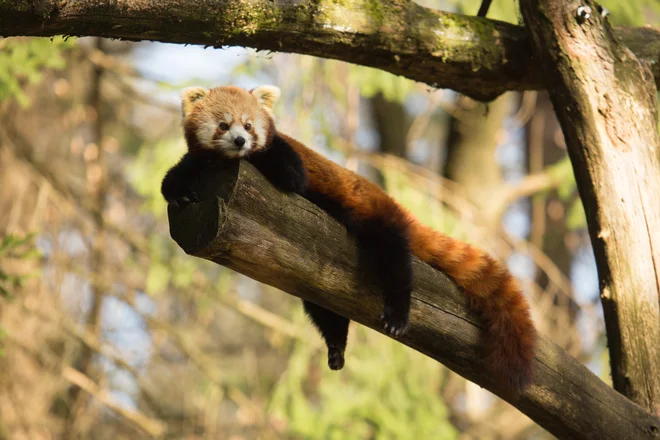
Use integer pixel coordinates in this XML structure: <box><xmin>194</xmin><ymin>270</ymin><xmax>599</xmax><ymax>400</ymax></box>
<box><xmin>245</xmin><ymin>123</ymin><xmax>252</xmax><ymax>131</ymax></box>
<box><xmin>219</xmin><ymin>122</ymin><xmax>229</xmax><ymax>131</ymax></box>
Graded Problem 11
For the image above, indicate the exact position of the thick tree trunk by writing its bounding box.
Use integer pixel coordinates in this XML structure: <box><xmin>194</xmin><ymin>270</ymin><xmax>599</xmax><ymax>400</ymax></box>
<box><xmin>443</xmin><ymin>93</ymin><xmax>511</xmax><ymax>216</ymax></box>
<box><xmin>1</xmin><ymin>0</ymin><xmax>660</xmax><ymax>101</ymax></box>
<box><xmin>520</xmin><ymin>0</ymin><xmax>660</xmax><ymax>415</ymax></box>
<box><xmin>525</xmin><ymin>92</ymin><xmax>580</xmax><ymax>339</ymax></box>
<box><xmin>165</xmin><ymin>159</ymin><xmax>660</xmax><ymax>439</ymax></box>
<box><xmin>371</xmin><ymin>92</ymin><xmax>408</xmax><ymax>158</ymax></box>
<box><xmin>64</xmin><ymin>37</ymin><xmax>108</xmax><ymax>437</ymax></box>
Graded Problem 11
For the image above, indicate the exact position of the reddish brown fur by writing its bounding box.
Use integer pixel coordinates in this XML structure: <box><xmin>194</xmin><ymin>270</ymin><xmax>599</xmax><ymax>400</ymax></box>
<box><xmin>183</xmin><ymin>86</ymin><xmax>274</xmax><ymax>152</ymax></box>
<box><xmin>281</xmin><ymin>132</ymin><xmax>536</xmax><ymax>391</ymax></box>
<box><xmin>187</xmin><ymin>87</ymin><xmax>537</xmax><ymax>391</ymax></box>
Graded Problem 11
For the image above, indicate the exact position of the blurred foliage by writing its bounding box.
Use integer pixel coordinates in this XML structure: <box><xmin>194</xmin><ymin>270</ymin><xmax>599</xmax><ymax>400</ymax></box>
<box><xmin>598</xmin><ymin>0</ymin><xmax>660</xmax><ymax>26</ymax></box>
<box><xmin>0</xmin><ymin>233</ymin><xmax>41</xmax><ymax>300</ymax></box>
<box><xmin>128</xmin><ymin>138</ymin><xmax>218</xmax><ymax>295</ymax></box>
<box><xmin>0</xmin><ymin>326</ymin><xmax>6</xmax><ymax>358</ymax></box>
<box><xmin>128</xmin><ymin>138</ymin><xmax>185</xmax><ymax>217</ymax></box>
<box><xmin>544</xmin><ymin>156</ymin><xmax>588</xmax><ymax>231</ymax></box>
<box><xmin>270</xmin><ymin>313</ymin><xmax>457</xmax><ymax>440</ymax></box>
<box><xmin>0</xmin><ymin>37</ymin><xmax>74</xmax><ymax>107</ymax></box>
<box><xmin>347</xmin><ymin>65</ymin><xmax>417</xmax><ymax>103</ymax></box>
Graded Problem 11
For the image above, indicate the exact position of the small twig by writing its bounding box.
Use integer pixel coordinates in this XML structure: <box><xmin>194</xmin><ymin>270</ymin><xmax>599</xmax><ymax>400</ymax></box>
<box><xmin>477</xmin><ymin>0</ymin><xmax>493</xmax><ymax>17</ymax></box>
<box><xmin>6</xmin><ymin>334</ymin><xmax>166</xmax><ymax>438</ymax></box>
<box><xmin>62</xmin><ymin>367</ymin><xmax>166</xmax><ymax>438</ymax></box>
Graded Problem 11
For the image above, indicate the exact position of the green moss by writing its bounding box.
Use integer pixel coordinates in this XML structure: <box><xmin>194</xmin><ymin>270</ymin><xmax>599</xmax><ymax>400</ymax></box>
<box><xmin>417</xmin><ymin>9</ymin><xmax>510</xmax><ymax>71</ymax></box>
<box><xmin>214</xmin><ymin>1</ymin><xmax>287</xmax><ymax>35</ymax></box>
<box><xmin>0</xmin><ymin>0</ymin><xmax>28</xmax><ymax>9</ymax></box>
<box><xmin>365</xmin><ymin>0</ymin><xmax>385</xmax><ymax>24</ymax></box>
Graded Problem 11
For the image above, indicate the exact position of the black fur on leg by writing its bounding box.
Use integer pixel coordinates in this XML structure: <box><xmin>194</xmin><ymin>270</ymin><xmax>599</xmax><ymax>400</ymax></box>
<box><xmin>302</xmin><ymin>300</ymin><xmax>350</xmax><ymax>370</ymax></box>
<box><xmin>161</xmin><ymin>150</ymin><xmax>228</xmax><ymax>206</ymax></box>
<box><xmin>354</xmin><ymin>219</ymin><xmax>413</xmax><ymax>338</ymax></box>
<box><xmin>248</xmin><ymin>134</ymin><xmax>307</xmax><ymax>195</ymax></box>
<box><xmin>302</xmin><ymin>191</ymin><xmax>413</xmax><ymax>338</ymax></box>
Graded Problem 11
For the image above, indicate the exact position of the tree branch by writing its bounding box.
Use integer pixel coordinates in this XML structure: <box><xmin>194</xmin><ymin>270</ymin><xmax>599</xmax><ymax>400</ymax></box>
<box><xmin>520</xmin><ymin>0</ymin><xmax>660</xmax><ymax>415</ymax></box>
<box><xmin>61</xmin><ymin>367</ymin><xmax>166</xmax><ymax>438</ymax></box>
<box><xmin>166</xmin><ymin>160</ymin><xmax>660</xmax><ymax>440</ymax></box>
<box><xmin>0</xmin><ymin>0</ymin><xmax>658</xmax><ymax>101</ymax></box>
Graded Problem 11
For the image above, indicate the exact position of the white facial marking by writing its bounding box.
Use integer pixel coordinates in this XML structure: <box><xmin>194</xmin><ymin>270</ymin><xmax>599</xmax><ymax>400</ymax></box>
<box><xmin>223</xmin><ymin>113</ymin><xmax>233</xmax><ymax>124</ymax></box>
<box><xmin>241</xmin><ymin>114</ymin><xmax>248</xmax><ymax>124</ymax></box>
<box><xmin>253</xmin><ymin>114</ymin><xmax>266</xmax><ymax>148</ymax></box>
<box><xmin>196</xmin><ymin>120</ymin><xmax>218</xmax><ymax>147</ymax></box>
<box><xmin>211</xmin><ymin>123</ymin><xmax>253</xmax><ymax>158</ymax></box>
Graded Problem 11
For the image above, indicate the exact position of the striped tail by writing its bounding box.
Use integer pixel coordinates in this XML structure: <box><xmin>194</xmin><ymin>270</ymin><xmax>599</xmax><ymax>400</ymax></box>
<box><xmin>408</xmin><ymin>219</ymin><xmax>536</xmax><ymax>392</ymax></box>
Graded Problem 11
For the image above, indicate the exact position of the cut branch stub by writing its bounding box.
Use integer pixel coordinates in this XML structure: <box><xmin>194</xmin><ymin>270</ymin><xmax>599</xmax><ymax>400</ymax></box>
<box><xmin>167</xmin><ymin>160</ymin><xmax>660</xmax><ymax>440</ymax></box>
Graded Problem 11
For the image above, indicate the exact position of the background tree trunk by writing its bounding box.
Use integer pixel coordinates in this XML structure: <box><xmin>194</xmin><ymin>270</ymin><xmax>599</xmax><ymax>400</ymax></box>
<box><xmin>525</xmin><ymin>92</ymin><xmax>581</xmax><ymax>344</ymax></box>
<box><xmin>444</xmin><ymin>93</ymin><xmax>512</xmax><ymax>217</ymax></box>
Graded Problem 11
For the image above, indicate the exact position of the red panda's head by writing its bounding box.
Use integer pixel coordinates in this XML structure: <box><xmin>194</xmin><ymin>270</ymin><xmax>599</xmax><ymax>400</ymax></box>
<box><xmin>180</xmin><ymin>85</ymin><xmax>280</xmax><ymax>158</ymax></box>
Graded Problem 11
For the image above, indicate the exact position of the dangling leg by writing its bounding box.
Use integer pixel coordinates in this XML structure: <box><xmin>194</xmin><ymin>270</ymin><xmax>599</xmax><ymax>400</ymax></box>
<box><xmin>355</xmin><ymin>219</ymin><xmax>413</xmax><ymax>337</ymax></box>
<box><xmin>302</xmin><ymin>300</ymin><xmax>350</xmax><ymax>370</ymax></box>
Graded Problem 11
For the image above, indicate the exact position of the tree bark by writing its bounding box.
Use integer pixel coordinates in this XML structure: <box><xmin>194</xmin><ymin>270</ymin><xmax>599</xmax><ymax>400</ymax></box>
<box><xmin>520</xmin><ymin>0</ymin><xmax>660</xmax><ymax>416</ymax></box>
<box><xmin>166</xmin><ymin>159</ymin><xmax>660</xmax><ymax>440</ymax></box>
<box><xmin>0</xmin><ymin>0</ymin><xmax>658</xmax><ymax>101</ymax></box>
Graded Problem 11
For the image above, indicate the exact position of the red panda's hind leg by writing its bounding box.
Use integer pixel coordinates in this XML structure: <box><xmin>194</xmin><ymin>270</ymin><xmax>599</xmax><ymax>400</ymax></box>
<box><xmin>303</xmin><ymin>190</ymin><xmax>413</xmax><ymax>339</ymax></box>
<box><xmin>354</xmin><ymin>218</ymin><xmax>413</xmax><ymax>337</ymax></box>
<box><xmin>303</xmin><ymin>300</ymin><xmax>350</xmax><ymax>370</ymax></box>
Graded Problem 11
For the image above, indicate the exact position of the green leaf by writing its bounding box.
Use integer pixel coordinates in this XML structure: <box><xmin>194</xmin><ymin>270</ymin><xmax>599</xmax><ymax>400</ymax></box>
<box><xmin>547</xmin><ymin>157</ymin><xmax>576</xmax><ymax>201</ymax></box>
<box><xmin>0</xmin><ymin>37</ymin><xmax>75</xmax><ymax>106</ymax></box>
<box><xmin>567</xmin><ymin>198</ymin><xmax>588</xmax><ymax>231</ymax></box>
<box><xmin>0</xmin><ymin>285</ymin><xmax>13</xmax><ymax>300</ymax></box>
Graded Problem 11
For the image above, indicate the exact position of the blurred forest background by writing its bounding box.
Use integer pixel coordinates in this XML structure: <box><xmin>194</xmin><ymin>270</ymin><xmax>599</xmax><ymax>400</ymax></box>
<box><xmin>1</xmin><ymin>0</ymin><xmax>659</xmax><ymax>439</ymax></box>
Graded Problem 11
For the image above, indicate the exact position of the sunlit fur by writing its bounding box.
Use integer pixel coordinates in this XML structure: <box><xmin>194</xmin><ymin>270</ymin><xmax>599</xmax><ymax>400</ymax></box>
<box><xmin>180</xmin><ymin>86</ymin><xmax>273</xmax><ymax>158</ymax></box>
<box><xmin>172</xmin><ymin>84</ymin><xmax>537</xmax><ymax>393</ymax></box>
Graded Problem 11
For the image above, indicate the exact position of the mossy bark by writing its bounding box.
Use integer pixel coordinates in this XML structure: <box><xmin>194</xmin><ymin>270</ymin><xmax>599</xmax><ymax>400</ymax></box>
<box><xmin>0</xmin><ymin>0</ymin><xmax>659</xmax><ymax>101</ymax></box>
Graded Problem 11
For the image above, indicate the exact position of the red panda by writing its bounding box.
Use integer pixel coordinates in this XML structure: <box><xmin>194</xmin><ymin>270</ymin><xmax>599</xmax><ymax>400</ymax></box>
<box><xmin>162</xmin><ymin>85</ymin><xmax>537</xmax><ymax>392</ymax></box>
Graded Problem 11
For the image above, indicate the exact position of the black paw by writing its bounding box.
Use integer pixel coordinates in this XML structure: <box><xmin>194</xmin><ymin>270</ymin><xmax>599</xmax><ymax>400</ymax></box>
<box><xmin>327</xmin><ymin>346</ymin><xmax>345</xmax><ymax>370</ymax></box>
<box><xmin>166</xmin><ymin>187</ymin><xmax>200</xmax><ymax>208</ymax></box>
<box><xmin>380</xmin><ymin>305</ymin><xmax>409</xmax><ymax>338</ymax></box>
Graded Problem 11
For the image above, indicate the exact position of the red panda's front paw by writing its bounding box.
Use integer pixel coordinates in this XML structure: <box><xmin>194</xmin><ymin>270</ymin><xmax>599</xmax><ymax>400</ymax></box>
<box><xmin>380</xmin><ymin>306</ymin><xmax>409</xmax><ymax>338</ymax></box>
<box><xmin>167</xmin><ymin>188</ymin><xmax>200</xmax><ymax>208</ymax></box>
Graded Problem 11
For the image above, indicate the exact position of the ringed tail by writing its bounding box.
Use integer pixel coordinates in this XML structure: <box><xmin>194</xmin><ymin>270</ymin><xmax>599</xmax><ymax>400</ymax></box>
<box><xmin>408</xmin><ymin>218</ymin><xmax>536</xmax><ymax>392</ymax></box>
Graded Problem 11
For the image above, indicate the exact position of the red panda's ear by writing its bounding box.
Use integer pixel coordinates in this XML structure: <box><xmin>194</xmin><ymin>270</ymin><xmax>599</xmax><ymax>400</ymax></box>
<box><xmin>250</xmin><ymin>85</ymin><xmax>281</xmax><ymax>111</ymax></box>
<box><xmin>181</xmin><ymin>87</ymin><xmax>209</xmax><ymax>117</ymax></box>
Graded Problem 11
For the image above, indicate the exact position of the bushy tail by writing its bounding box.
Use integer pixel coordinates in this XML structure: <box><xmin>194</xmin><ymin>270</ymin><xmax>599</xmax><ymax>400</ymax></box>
<box><xmin>408</xmin><ymin>219</ymin><xmax>536</xmax><ymax>392</ymax></box>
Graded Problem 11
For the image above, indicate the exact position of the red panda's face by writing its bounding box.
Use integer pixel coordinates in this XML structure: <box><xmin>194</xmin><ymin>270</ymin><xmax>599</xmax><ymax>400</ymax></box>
<box><xmin>180</xmin><ymin>85</ymin><xmax>280</xmax><ymax>158</ymax></box>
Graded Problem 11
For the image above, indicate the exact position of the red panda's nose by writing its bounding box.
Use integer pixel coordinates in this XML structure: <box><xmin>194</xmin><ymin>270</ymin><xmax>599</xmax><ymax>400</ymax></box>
<box><xmin>234</xmin><ymin>136</ymin><xmax>246</xmax><ymax>147</ymax></box>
